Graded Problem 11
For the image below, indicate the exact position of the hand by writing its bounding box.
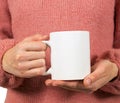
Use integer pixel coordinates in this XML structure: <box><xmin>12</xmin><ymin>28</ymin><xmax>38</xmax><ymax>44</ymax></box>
<box><xmin>45</xmin><ymin>60</ymin><xmax>118</xmax><ymax>93</ymax></box>
<box><xmin>2</xmin><ymin>34</ymin><xmax>48</xmax><ymax>78</ymax></box>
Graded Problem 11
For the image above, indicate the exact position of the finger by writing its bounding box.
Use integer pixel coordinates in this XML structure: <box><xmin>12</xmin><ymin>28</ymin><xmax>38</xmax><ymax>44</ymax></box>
<box><xmin>56</xmin><ymin>80</ymin><xmax>94</xmax><ymax>93</ymax></box>
<box><xmin>84</xmin><ymin>67</ymin><xmax>106</xmax><ymax>87</ymax></box>
<box><xmin>21</xmin><ymin>41</ymin><xmax>47</xmax><ymax>51</ymax></box>
<box><xmin>45</xmin><ymin>79</ymin><xmax>91</xmax><ymax>92</ymax></box>
<box><xmin>17</xmin><ymin>59</ymin><xmax>45</xmax><ymax>70</ymax></box>
<box><xmin>45</xmin><ymin>79</ymin><xmax>64</xmax><ymax>86</ymax></box>
<box><xmin>20</xmin><ymin>67</ymin><xmax>46</xmax><ymax>78</ymax></box>
<box><xmin>17</xmin><ymin>51</ymin><xmax>46</xmax><ymax>61</ymax></box>
<box><xmin>45</xmin><ymin>79</ymin><xmax>84</xmax><ymax>89</ymax></box>
<box><xmin>89</xmin><ymin>76</ymin><xmax>110</xmax><ymax>91</ymax></box>
<box><xmin>23</xmin><ymin>34</ymin><xmax>49</xmax><ymax>42</ymax></box>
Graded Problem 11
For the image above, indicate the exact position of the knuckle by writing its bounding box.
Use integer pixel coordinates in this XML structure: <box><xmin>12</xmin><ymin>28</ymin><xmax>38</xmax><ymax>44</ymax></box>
<box><xmin>17</xmin><ymin>43</ymin><xmax>22</xmax><ymax>48</ymax></box>
<box><xmin>40</xmin><ymin>42</ymin><xmax>47</xmax><ymax>50</ymax></box>
<box><xmin>16</xmin><ymin>54</ymin><xmax>22</xmax><ymax>61</ymax></box>
<box><xmin>36</xmin><ymin>68</ymin><xmax>46</xmax><ymax>76</ymax></box>
<box><xmin>37</xmin><ymin>59</ymin><xmax>46</xmax><ymax>67</ymax></box>
<box><xmin>16</xmin><ymin>53</ymin><xmax>25</xmax><ymax>61</ymax></box>
<box><xmin>19</xmin><ymin>71</ymin><xmax>26</xmax><ymax>77</ymax></box>
<box><xmin>15</xmin><ymin>63</ymin><xmax>22</xmax><ymax>70</ymax></box>
<box><xmin>40</xmin><ymin>59</ymin><xmax>46</xmax><ymax>66</ymax></box>
<box><xmin>17</xmin><ymin>43</ymin><xmax>24</xmax><ymax>49</ymax></box>
<box><xmin>36</xmin><ymin>69</ymin><xmax>42</xmax><ymax>75</ymax></box>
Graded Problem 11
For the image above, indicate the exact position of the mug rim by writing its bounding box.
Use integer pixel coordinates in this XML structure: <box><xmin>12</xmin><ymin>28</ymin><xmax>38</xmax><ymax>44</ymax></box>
<box><xmin>50</xmin><ymin>30</ymin><xmax>89</xmax><ymax>35</ymax></box>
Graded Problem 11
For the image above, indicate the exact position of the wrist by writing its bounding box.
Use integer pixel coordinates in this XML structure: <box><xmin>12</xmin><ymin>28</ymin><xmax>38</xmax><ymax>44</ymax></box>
<box><xmin>110</xmin><ymin>62</ymin><xmax>119</xmax><ymax>81</ymax></box>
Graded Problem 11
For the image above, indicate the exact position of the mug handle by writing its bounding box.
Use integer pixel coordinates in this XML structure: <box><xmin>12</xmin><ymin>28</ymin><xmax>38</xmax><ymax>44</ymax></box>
<box><xmin>42</xmin><ymin>40</ymin><xmax>50</xmax><ymax>46</ymax></box>
<box><xmin>42</xmin><ymin>41</ymin><xmax>52</xmax><ymax>76</ymax></box>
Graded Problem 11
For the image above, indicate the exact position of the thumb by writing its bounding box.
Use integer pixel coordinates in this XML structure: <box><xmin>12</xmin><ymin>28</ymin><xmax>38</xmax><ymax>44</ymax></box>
<box><xmin>83</xmin><ymin>68</ymin><xmax>103</xmax><ymax>87</ymax></box>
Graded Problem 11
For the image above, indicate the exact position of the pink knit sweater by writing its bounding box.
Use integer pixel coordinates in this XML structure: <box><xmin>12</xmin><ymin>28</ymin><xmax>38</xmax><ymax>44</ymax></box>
<box><xmin>0</xmin><ymin>0</ymin><xmax>120</xmax><ymax>103</ymax></box>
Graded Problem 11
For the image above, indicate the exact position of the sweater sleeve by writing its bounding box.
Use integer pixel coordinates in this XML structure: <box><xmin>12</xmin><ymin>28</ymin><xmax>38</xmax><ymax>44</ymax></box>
<box><xmin>96</xmin><ymin>0</ymin><xmax>120</xmax><ymax>95</ymax></box>
<box><xmin>0</xmin><ymin>0</ymin><xmax>23</xmax><ymax>88</ymax></box>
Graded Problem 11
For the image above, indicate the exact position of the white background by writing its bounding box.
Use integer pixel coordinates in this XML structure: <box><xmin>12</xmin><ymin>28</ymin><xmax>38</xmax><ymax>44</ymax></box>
<box><xmin>0</xmin><ymin>87</ymin><xmax>7</xmax><ymax>103</ymax></box>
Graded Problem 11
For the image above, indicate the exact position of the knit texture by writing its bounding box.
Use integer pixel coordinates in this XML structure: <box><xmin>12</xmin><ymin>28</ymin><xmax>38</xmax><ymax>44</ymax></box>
<box><xmin>0</xmin><ymin>0</ymin><xmax>120</xmax><ymax>103</ymax></box>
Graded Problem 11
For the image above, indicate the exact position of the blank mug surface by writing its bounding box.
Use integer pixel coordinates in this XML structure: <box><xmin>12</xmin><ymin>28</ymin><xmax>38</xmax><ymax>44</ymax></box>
<box><xmin>46</xmin><ymin>31</ymin><xmax>90</xmax><ymax>80</ymax></box>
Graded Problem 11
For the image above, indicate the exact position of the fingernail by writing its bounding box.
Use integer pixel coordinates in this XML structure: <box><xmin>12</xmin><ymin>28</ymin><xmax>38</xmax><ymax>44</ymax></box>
<box><xmin>86</xmin><ymin>78</ymin><xmax>92</xmax><ymax>86</ymax></box>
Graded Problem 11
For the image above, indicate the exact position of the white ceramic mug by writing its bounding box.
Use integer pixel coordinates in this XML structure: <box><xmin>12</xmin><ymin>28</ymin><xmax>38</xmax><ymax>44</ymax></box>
<box><xmin>43</xmin><ymin>31</ymin><xmax>90</xmax><ymax>80</ymax></box>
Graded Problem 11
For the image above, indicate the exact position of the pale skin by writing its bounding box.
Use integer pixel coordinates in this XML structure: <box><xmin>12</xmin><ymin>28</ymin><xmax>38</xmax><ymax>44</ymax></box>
<box><xmin>2</xmin><ymin>34</ymin><xmax>48</xmax><ymax>78</ymax></box>
<box><xmin>45</xmin><ymin>60</ymin><xmax>118</xmax><ymax>93</ymax></box>
<box><xmin>2</xmin><ymin>34</ymin><xmax>119</xmax><ymax>93</ymax></box>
